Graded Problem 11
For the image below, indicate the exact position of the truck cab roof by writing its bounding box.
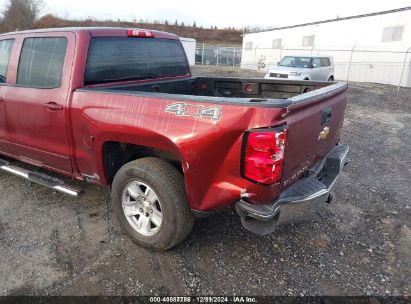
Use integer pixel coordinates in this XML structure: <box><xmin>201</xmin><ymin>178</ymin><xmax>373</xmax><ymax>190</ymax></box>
<box><xmin>0</xmin><ymin>27</ymin><xmax>179</xmax><ymax>40</ymax></box>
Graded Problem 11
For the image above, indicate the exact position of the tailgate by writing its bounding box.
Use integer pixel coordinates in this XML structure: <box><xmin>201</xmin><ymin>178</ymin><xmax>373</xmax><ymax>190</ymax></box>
<box><xmin>281</xmin><ymin>83</ymin><xmax>348</xmax><ymax>189</ymax></box>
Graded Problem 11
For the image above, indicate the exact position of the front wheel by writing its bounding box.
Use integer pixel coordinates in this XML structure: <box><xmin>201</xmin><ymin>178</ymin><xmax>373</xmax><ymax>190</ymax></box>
<box><xmin>111</xmin><ymin>157</ymin><xmax>194</xmax><ymax>251</ymax></box>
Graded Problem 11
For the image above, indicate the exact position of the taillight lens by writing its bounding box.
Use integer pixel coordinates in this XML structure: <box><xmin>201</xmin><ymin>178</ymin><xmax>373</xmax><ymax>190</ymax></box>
<box><xmin>242</xmin><ymin>129</ymin><xmax>287</xmax><ymax>185</ymax></box>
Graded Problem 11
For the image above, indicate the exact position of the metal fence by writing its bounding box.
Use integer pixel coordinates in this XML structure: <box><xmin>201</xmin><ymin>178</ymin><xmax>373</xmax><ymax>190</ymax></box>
<box><xmin>195</xmin><ymin>44</ymin><xmax>242</xmax><ymax>67</ymax></box>
<box><xmin>240</xmin><ymin>45</ymin><xmax>411</xmax><ymax>88</ymax></box>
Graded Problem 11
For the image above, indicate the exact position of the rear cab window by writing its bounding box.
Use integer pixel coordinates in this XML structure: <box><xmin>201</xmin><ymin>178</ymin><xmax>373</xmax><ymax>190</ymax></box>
<box><xmin>0</xmin><ymin>39</ymin><xmax>15</xmax><ymax>83</ymax></box>
<box><xmin>17</xmin><ymin>37</ymin><xmax>68</xmax><ymax>88</ymax></box>
<box><xmin>85</xmin><ymin>37</ymin><xmax>190</xmax><ymax>85</ymax></box>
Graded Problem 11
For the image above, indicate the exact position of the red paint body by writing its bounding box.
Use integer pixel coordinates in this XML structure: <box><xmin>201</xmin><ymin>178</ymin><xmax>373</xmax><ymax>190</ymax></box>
<box><xmin>0</xmin><ymin>28</ymin><xmax>347</xmax><ymax>212</ymax></box>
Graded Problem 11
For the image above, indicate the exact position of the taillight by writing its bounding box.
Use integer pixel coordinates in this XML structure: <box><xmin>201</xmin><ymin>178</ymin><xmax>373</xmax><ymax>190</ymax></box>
<box><xmin>127</xmin><ymin>29</ymin><xmax>155</xmax><ymax>38</ymax></box>
<box><xmin>242</xmin><ymin>128</ymin><xmax>287</xmax><ymax>185</ymax></box>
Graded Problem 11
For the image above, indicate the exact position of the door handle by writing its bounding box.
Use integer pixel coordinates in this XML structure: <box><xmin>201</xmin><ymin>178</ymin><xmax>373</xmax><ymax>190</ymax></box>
<box><xmin>45</xmin><ymin>102</ymin><xmax>63</xmax><ymax>111</ymax></box>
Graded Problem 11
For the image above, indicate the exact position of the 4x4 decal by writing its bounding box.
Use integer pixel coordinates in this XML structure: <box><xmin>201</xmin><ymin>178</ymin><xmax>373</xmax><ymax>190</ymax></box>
<box><xmin>165</xmin><ymin>103</ymin><xmax>222</xmax><ymax>122</ymax></box>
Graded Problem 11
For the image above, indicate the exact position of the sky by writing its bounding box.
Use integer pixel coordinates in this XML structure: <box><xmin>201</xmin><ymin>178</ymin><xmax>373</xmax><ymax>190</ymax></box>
<box><xmin>0</xmin><ymin>0</ymin><xmax>411</xmax><ymax>28</ymax></box>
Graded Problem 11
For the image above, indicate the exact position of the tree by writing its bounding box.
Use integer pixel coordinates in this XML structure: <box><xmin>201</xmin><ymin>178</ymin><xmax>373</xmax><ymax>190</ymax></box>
<box><xmin>1</xmin><ymin>0</ymin><xmax>43</xmax><ymax>32</ymax></box>
<box><xmin>244</xmin><ymin>25</ymin><xmax>272</xmax><ymax>33</ymax></box>
<box><xmin>192</xmin><ymin>21</ymin><xmax>196</xmax><ymax>27</ymax></box>
<box><xmin>164</xmin><ymin>20</ymin><xmax>169</xmax><ymax>25</ymax></box>
<box><xmin>181</xmin><ymin>21</ymin><xmax>184</xmax><ymax>27</ymax></box>
<box><xmin>174</xmin><ymin>19</ymin><xmax>178</xmax><ymax>26</ymax></box>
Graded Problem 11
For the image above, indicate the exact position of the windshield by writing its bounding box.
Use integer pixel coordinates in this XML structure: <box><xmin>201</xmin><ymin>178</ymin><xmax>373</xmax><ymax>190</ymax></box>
<box><xmin>85</xmin><ymin>37</ymin><xmax>190</xmax><ymax>85</ymax></box>
<box><xmin>278</xmin><ymin>56</ymin><xmax>312</xmax><ymax>68</ymax></box>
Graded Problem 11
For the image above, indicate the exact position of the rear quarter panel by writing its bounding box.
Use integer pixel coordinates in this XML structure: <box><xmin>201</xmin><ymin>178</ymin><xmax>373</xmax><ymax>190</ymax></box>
<box><xmin>71</xmin><ymin>90</ymin><xmax>287</xmax><ymax>211</ymax></box>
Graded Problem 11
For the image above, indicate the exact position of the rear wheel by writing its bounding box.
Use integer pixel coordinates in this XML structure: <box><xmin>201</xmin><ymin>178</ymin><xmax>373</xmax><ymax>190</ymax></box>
<box><xmin>111</xmin><ymin>157</ymin><xmax>194</xmax><ymax>251</ymax></box>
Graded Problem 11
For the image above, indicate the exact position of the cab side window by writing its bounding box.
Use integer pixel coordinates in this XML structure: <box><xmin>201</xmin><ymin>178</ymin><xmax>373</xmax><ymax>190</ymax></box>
<box><xmin>0</xmin><ymin>39</ymin><xmax>14</xmax><ymax>84</ymax></box>
<box><xmin>312</xmin><ymin>58</ymin><xmax>321</xmax><ymax>68</ymax></box>
<box><xmin>320</xmin><ymin>58</ymin><xmax>331</xmax><ymax>67</ymax></box>
<box><xmin>17</xmin><ymin>37</ymin><xmax>67</xmax><ymax>88</ymax></box>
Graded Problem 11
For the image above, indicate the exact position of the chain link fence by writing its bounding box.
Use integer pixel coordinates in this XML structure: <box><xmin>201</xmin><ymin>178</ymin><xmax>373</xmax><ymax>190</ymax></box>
<box><xmin>195</xmin><ymin>44</ymin><xmax>242</xmax><ymax>67</ymax></box>
<box><xmin>240</xmin><ymin>45</ymin><xmax>411</xmax><ymax>88</ymax></box>
<box><xmin>195</xmin><ymin>44</ymin><xmax>411</xmax><ymax>87</ymax></box>
<box><xmin>195</xmin><ymin>44</ymin><xmax>411</xmax><ymax>88</ymax></box>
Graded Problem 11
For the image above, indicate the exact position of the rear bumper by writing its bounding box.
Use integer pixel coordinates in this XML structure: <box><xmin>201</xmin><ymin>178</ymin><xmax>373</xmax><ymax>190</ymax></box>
<box><xmin>235</xmin><ymin>144</ymin><xmax>349</xmax><ymax>235</ymax></box>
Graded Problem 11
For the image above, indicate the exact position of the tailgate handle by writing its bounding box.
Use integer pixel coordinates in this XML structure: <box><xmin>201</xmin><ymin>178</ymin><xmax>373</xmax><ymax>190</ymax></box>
<box><xmin>321</xmin><ymin>107</ymin><xmax>332</xmax><ymax>125</ymax></box>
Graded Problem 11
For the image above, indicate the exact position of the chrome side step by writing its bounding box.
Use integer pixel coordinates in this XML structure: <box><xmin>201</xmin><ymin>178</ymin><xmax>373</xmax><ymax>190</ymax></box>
<box><xmin>0</xmin><ymin>159</ymin><xmax>82</xmax><ymax>197</ymax></box>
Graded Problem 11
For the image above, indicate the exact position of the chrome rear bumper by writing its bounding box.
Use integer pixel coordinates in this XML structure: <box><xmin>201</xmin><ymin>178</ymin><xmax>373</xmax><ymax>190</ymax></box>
<box><xmin>235</xmin><ymin>144</ymin><xmax>349</xmax><ymax>235</ymax></box>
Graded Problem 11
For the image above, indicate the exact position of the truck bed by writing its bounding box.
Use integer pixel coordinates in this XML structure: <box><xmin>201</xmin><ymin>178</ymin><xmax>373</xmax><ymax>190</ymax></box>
<box><xmin>74</xmin><ymin>77</ymin><xmax>348</xmax><ymax>211</ymax></box>
<box><xmin>80</xmin><ymin>77</ymin><xmax>345</xmax><ymax>107</ymax></box>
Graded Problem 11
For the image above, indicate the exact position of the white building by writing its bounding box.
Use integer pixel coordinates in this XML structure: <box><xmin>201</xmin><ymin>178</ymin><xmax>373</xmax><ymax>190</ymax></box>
<box><xmin>241</xmin><ymin>7</ymin><xmax>411</xmax><ymax>87</ymax></box>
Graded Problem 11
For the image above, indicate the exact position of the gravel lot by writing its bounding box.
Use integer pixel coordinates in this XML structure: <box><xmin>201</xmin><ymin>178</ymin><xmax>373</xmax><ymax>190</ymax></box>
<box><xmin>0</xmin><ymin>66</ymin><xmax>410</xmax><ymax>296</ymax></box>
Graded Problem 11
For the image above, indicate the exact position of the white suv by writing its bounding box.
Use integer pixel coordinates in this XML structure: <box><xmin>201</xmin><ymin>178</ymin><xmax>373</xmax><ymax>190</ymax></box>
<box><xmin>264</xmin><ymin>56</ymin><xmax>334</xmax><ymax>81</ymax></box>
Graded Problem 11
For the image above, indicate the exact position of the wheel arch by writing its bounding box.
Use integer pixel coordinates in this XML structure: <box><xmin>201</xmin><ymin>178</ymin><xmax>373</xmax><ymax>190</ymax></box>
<box><xmin>101</xmin><ymin>140</ymin><xmax>185</xmax><ymax>186</ymax></box>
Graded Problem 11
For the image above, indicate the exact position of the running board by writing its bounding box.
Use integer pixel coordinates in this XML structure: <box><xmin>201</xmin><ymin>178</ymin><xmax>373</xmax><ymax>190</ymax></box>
<box><xmin>0</xmin><ymin>159</ymin><xmax>82</xmax><ymax>197</ymax></box>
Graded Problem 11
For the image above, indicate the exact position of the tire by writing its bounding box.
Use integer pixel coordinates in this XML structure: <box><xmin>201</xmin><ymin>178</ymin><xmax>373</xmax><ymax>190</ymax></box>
<box><xmin>111</xmin><ymin>157</ymin><xmax>194</xmax><ymax>251</ymax></box>
<box><xmin>304</xmin><ymin>78</ymin><xmax>310</xmax><ymax>81</ymax></box>
<box><xmin>328</xmin><ymin>76</ymin><xmax>334</xmax><ymax>82</ymax></box>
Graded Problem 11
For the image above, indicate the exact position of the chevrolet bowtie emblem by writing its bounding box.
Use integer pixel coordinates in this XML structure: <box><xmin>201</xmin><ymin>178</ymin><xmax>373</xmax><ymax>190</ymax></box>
<box><xmin>318</xmin><ymin>126</ymin><xmax>330</xmax><ymax>140</ymax></box>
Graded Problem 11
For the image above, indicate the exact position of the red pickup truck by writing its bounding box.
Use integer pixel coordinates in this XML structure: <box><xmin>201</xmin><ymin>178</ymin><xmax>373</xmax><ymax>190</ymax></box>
<box><xmin>0</xmin><ymin>28</ymin><xmax>349</xmax><ymax>250</ymax></box>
